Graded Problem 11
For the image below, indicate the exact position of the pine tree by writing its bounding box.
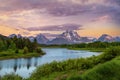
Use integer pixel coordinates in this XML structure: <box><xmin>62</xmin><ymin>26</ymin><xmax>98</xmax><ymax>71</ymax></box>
<box><xmin>23</xmin><ymin>46</ymin><xmax>29</xmax><ymax>54</ymax></box>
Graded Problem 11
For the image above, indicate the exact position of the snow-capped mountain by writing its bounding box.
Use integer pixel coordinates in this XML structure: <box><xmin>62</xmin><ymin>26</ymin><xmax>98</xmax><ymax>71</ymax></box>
<box><xmin>8</xmin><ymin>34</ymin><xmax>16</xmax><ymax>38</ymax></box>
<box><xmin>8</xmin><ymin>33</ymin><xmax>120</xmax><ymax>45</ymax></box>
<box><xmin>58</xmin><ymin>30</ymin><xmax>81</xmax><ymax>41</ymax></box>
<box><xmin>9</xmin><ymin>34</ymin><xmax>49</xmax><ymax>44</ymax></box>
<box><xmin>48</xmin><ymin>30</ymin><xmax>96</xmax><ymax>44</ymax></box>
<box><xmin>47</xmin><ymin>30</ymin><xmax>81</xmax><ymax>44</ymax></box>
<box><xmin>8</xmin><ymin>34</ymin><xmax>22</xmax><ymax>38</ymax></box>
<box><xmin>28</xmin><ymin>36</ymin><xmax>35</xmax><ymax>42</ymax></box>
<box><xmin>97</xmin><ymin>34</ymin><xmax>114</xmax><ymax>42</ymax></box>
<box><xmin>80</xmin><ymin>37</ymin><xmax>97</xmax><ymax>43</ymax></box>
<box><xmin>36</xmin><ymin>34</ymin><xmax>49</xmax><ymax>44</ymax></box>
<box><xmin>114</xmin><ymin>36</ymin><xmax>120</xmax><ymax>42</ymax></box>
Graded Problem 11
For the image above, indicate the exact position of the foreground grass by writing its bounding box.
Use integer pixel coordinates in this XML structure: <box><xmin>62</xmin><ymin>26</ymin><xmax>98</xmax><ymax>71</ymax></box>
<box><xmin>0</xmin><ymin>49</ymin><xmax>45</xmax><ymax>60</ymax></box>
<box><xmin>69</xmin><ymin>56</ymin><xmax>120</xmax><ymax>80</ymax></box>
<box><xmin>0</xmin><ymin>74</ymin><xmax>22</xmax><ymax>80</ymax></box>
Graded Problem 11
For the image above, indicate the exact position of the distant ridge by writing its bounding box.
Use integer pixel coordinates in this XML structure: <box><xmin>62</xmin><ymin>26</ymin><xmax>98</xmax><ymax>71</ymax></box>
<box><xmin>36</xmin><ymin>34</ymin><xmax>49</xmax><ymax>44</ymax></box>
<box><xmin>98</xmin><ymin>34</ymin><xmax>114</xmax><ymax>42</ymax></box>
<box><xmin>7</xmin><ymin>31</ymin><xmax>120</xmax><ymax>44</ymax></box>
<box><xmin>47</xmin><ymin>30</ymin><xmax>96</xmax><ymax>44</ymax></box>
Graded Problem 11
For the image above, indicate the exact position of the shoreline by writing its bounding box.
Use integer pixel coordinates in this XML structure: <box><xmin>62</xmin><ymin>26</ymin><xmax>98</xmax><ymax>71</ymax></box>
<box><xmin>0</xmin><ymin>47</ymin><xmax>104</xmax><ymax>60</ymax></box>
<box><xmin>0</xmin><ymin>52</ymin><xmax>45</xmax><ymax>60</ymax></box>
<box><xmin>68</xmin><ymin>47</ymin><xmax>105</xmax><ymax>52</ymax></box>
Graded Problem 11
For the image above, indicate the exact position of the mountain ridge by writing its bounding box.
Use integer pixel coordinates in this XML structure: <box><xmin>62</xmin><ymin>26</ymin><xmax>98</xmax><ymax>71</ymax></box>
<box><xmin>6</xmin><ymin>31</ymin><xmax>120</xmax><ymax>44</ymax></box>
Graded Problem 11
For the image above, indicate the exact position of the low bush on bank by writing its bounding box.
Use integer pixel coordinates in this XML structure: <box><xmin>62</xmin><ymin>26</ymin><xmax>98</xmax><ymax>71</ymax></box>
<box><xmin>0</xmin><ymin>74</ymin><xmax>22</xmax><ymax>80</ymax></box>
<box><xmin>69</xmin><ymin>56</ymin><xmax>120</xmax><ymax>80</ymax></box>
<box><xmin>29</xmin><ymin>46</ymin><xmax>120</xmax><ymax>80</ymax></box>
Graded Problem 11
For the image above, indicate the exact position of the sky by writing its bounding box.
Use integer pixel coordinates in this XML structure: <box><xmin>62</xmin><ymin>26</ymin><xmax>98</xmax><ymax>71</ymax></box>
<box><xmin>0</xmin><ymin>0</ymin><xmax>120</xmax><ymax>38</ymax></box>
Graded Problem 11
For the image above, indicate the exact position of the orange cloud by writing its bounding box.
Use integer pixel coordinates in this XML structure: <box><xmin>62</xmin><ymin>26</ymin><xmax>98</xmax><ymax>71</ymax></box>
<box><xmin>0</xmin><ymin>15</ymin><xmax>9</xmax><ymax>21</ymax></box>
<box><xmin>0</xmin><ymin>25</ymin><xmax>32</xmax><ymax>36</ymax></box>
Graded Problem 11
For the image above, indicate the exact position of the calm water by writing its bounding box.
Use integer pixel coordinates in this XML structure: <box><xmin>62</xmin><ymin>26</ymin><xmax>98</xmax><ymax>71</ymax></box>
<box><xmin>0</xmin><ymin>48</ymin><xmax>100</xmax><ymax>78</ymax></box>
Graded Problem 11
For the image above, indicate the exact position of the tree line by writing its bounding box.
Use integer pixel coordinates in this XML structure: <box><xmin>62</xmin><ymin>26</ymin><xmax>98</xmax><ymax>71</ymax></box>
<box><xmin>69</xmin><ymin>41</ymin><xmax>120</xmax><ymax>48</ymax></box>
<box><xmin>41</xmin><ymin>41</ymin><xmax>120</xmax><ymax>49</ymax></box>
<box><xmin>0</xmin><ymin>35</ymin><xmax>43</xmax><ymax>54</ymax></box>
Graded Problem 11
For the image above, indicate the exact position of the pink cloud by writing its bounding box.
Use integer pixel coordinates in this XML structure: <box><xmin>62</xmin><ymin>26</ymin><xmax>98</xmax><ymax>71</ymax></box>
<box><xmin>92</xmin><ymin>15</ymin><xmax>111</xmax><ymax>22</ymax></box>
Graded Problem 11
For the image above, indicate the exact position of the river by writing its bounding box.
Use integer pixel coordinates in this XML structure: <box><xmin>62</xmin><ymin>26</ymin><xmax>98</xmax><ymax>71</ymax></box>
<box><xmin>0</xmin><ymin>48</ymin><xmax>100</xmax><ymax>78</ymax></box>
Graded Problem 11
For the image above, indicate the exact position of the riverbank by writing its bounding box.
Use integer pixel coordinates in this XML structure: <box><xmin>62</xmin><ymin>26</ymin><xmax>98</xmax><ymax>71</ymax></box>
<box><xmin>70</xmin><ymin>56</ymin><xmax>120</xmax><ymax>80</ymax></box>
<box><xmin>41</xmin><ymin>42</ymin><xmax>114</xmax><ymax>52</ymax></box>
<box><xmin>29</xmin><ymin>47</ymin><xmax>120</xmax><ymax>80</ymax></box>
<box><xmin>68</xmin><ymin>47</ymin><xmax>105</xmax><ymax>52</ymax></box>
<box><xmin>42</xmin><ymin>46</ymin><xmax>105</xmax><ymax>52</ymax></box>
<box><xmin>0</xmin><ymin>50</ymin><xmax>45</xmax><ymax>60</ymax></box>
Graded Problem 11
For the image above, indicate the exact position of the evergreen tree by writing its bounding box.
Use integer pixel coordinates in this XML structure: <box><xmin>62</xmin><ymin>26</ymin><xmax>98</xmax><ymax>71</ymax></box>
<box><xmin>36</xmin><ymin>47</ymin><xmax>42</xmax><ymax>53</ymax></box>
<box><xmin>9</xmin><ymin>41</ymin><xmax>16</xmax><ymax>50</ymax></box>
<box><xmin>23</xmin><ymin>46</ymin><xmax>29</xmax><ymax>54</ymax></box>
<box><xmin>0</xmin><ymin>40</ymin><xmax>6</xmax><ymax>51</ymax></box>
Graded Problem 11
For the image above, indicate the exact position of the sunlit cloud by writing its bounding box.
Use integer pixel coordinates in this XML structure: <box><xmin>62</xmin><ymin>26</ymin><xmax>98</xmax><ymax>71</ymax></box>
<box><xmin>0</xmin><ymin>0</ymin><xmax>120</xmax><ymax>37</ymax></box>
<box><xmin>26</xmin><ymin>24</ymin><xmax>82</xmax><ymax>31</ymax></box>
<box><xmin>92</xmin><ymin>15</ymin><xmax>111</xmax><ymax>23</ymax></box>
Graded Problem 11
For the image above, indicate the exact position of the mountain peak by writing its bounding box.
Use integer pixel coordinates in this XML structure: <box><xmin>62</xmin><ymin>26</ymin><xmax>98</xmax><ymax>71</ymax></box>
<box><xmin>101</xmin><ymin>34</ymin><xmax>110</xmax><ymax>37</ymax></box>
<box><xmin>8</xmin><ymin>34</ymin><xmax>22</xmax><ymax>38</ymax></box>
<box><xmin>59</xmin><ymin>30</ymin><xmax>80</xmax><ymax>41</ymax></box>
<box><xmin>37</xmin><ymin>33</ymin><xmax>44</xmax><ymax>36</ymax></box>
<box><xmin>48</xmin><ymin>30</ymin><xmax>81</xmax><ymax>44</ymax></box>
<box><xmin>98</xmin><ymin>34</ymin><xmax>114</xmax><ymax>42</ymax></box>
<box><xmin>65</xmin><ymin>30</ymin><xmax>75</xmax><ymax>33</ymax></box>
<box><xmin>36</xmin><ymin>34</ymin><xmax>49</xmax><ymax>44</ymax></box>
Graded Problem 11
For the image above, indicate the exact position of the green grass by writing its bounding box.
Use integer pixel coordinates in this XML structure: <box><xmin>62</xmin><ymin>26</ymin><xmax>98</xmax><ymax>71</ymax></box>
<box><xmin>68</xmin><ymin>47</ymin><xmax>105</xmax><ymax>52</ymax></box>
<box><xmin>68</xmin><ymin>56</ymin><xmax>120</xmax><ymax>80</ymax></box>
<box><xmin>28</xmin><ymin>47</ymin><xmax>120</xmax><ymax>80</ymax></box>
<box><xmin>34</xmin><ymin>70</ymin><xmax>84</xmax><ymax>80</ymax></box>
<box><xmin>0</xmin><ymin>74</ymin><xmax>22</xmax><ymax>80</ymax></box>
<box><xmin>0</xmin><ymin>49</ymin><xmax>45</xmax><ymax>60</ymax></box>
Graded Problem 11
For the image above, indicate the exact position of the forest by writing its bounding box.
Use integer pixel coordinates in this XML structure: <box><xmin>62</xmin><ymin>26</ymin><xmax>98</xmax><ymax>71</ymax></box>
<box><xmin>0</xmin><ymin>34</ymin><xmax>44</xmax><ymax>60</ymax></box>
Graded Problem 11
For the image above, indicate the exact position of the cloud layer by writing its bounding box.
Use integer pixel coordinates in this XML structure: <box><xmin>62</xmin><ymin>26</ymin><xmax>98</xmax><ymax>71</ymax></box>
<box><xmin>0</xmin><ymin>0</ymin><xmax>120</xmax><ymax>37</ymax></box>
<box><xmin>0</xmin><ymin>0</ymin><xmax>119</xmax><ymax>23</ymax></box>
<box><xmin>26</xmin><ymin>24</ymin><xmax>82</xmax><ymax>31</ymax></box>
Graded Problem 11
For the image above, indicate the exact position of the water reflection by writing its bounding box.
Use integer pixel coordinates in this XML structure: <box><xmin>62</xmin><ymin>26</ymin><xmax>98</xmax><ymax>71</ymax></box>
<box><xmin>0</xmin><ymin>48</ymin><xmax>100</xmax><ymax>78</ymax></box>
<box><xmin>12</xmin><ymin>58</ymin><xmax>39</xmax><ymax>71</ymax></box>
<box><xmin>34</xmin><ymin>58</ymin><xmax>38</xmax><ymax>67</ymax></box>
<box><xmin>0</xmin><ymin>64</ymin><xmax>2</xmax><ymax>71</ymax></box>
<box><xmin>27</xmin><ymin>58</ymin><xmax>31</xmax><ymax>70</ymax></box>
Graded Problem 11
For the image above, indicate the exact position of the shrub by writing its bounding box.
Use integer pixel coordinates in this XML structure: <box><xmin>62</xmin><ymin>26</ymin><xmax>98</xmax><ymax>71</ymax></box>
<box><xmin>79</xmin><ymin>59</ymin><xmax>120</xmax><ymax>80</ymax></box>
<box><xmin>23</xmin><ymin>46</ymin><xmax>29</xmax><ymax>54</ymax></box>
<box><xmin>15</xmin><ymin>49</ymin><xmax>19</xmax><ymax>54</ymax></box>
<box><xmin>1</xmin><ymin>74</ymin><xmax>22</xmax><ymax>80</ymax></box>
<box><xmin>36</xmin><ymin>47</ymin><xmax>42</xmax><ymax>53</ymax></box>
<box><xmin>98</xmin><ymin>46</ymin><xmax>120</xmax><ymax>63</ymax></box>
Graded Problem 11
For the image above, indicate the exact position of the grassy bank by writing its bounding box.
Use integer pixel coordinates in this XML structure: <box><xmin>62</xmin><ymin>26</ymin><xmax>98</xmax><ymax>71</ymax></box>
<box><xmin>0</xmin><ymin>74</ymin><xmax>22</xmax><ymax>80</ymax></box>
<box><xmin>0</xmin><ymin>49</ymin><xmax>45</xmax><ymax>60</ymax></box>
<box><xmin>41</xmin><ymin>42</ymin><xmax>120</xmax><ymax>52</ymax></box>
<box><xmin>68</xmin><ymin>47</ymin><xmax>105</xmax><ymax>52</ymax></box>
<box><xmin>69</xmin><ymin>56</ymin><xmax>120</xmax><ymax>80</ymax></box>
<box><xmin>28</xmin><ymin>46</ymin><xmax>120</xmax><ymax>80</ymax></box>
